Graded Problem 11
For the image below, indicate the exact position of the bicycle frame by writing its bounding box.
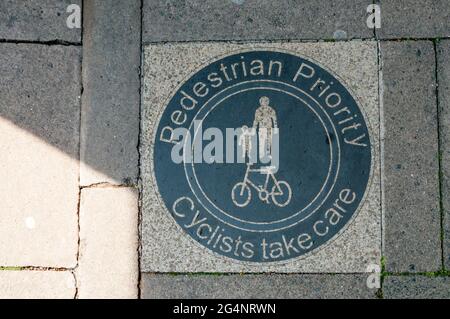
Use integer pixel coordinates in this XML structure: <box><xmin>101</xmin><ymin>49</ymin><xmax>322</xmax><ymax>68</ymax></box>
<box><xmin>241</xmin><ymin>163</ymin><xmax>283</xmax><ymax>195</ymax></box>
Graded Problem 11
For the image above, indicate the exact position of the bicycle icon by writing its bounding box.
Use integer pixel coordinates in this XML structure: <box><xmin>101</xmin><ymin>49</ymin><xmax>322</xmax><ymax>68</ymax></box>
<box><xmin>231</xmin><ymin>164</ymin><xmax>292</xmax><ymax>207</ymax></box>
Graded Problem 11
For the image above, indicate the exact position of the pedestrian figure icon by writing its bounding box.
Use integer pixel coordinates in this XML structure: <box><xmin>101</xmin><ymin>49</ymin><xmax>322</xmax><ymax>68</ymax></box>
<box><xmin>254</xmin><ymin>96</ymin><xmax>277</xmax><ymax>158</ymax></box>
<box><xmin>232</xmin><ymin>97</ymin><xmax>292</xmax><ymax>208</ymax></box>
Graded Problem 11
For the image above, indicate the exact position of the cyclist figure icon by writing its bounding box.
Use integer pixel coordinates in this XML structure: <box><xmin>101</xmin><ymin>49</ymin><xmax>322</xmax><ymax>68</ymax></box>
<box><xmin>232</xmin><ymin>97</ymin><xmax>292</xmax><ymax>208</ymax></box>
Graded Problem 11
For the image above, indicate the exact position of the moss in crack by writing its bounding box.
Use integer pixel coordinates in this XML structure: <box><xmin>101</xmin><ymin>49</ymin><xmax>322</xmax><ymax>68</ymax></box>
<box><xmin>380</xmin><ymin>256</ymin><xmax>386</xmax><ymax>272</ymax></box>
<box><xmin>0</xmin><ymin>267</ymin><xmax>23</xmax><ymax>271</ymax></box>
<box><xmin>376</xmin><ymin>256</ymin><xmax>387</xmax><ymax>299</ymax></box>
<box><xmin>382</xmin><ymin>270</ymin><xmax>450</xmax><ymax>278</ymax></box>
<box><xmin>422</xmin><ymin>270</ymin><xmax>450</xmax><ymax>278</ymax></box>
<box><xmin>166</xmin><ymin>272</ymin><xmax>228</xmax><ymax>277</ymax></box>
<box><xmin>186</xmin><ymin>272</ymin><xmax>227</xmax><ymax>277</ymax></box>
<box><xmin>167</xmin><ymin>272</ymin><xmax>179</xmax><ymax>277</ymax></box>
<box><xmin>375</xmin><ymin>287</ymin><xmax>384</xmax><ymax>299</ymax></box>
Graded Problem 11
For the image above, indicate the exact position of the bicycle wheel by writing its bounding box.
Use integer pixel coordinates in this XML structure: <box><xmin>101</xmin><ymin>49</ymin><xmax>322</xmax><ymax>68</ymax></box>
<box><xmin>232</xmin><ymin>182</ymin><xmax>251</xmax><ymax>207</ymax></box>
<box><xmin>271</xmin><ymin>181</ymin><xmax>292</xmax><ymax>207</ymax></box>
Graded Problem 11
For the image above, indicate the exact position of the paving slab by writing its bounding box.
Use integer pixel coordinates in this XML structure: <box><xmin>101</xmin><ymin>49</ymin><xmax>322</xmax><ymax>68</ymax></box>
<box><xmin>141</xmin><ymin>274</ymin><xmax>377</xmax><ymax>299</ymax></box>
<box><xmin>0</xmin><ymin>0</ymin><xmax>81</xmax><ymax>42</ymax></box>
<box><xmin>77</xmin><ymin>188</ymin><xmax>139</xmax><ymax>299</ymax></box>
<box><xmin>143</xmin><ymin>0</ymin><xmax>373</xmax><ymax>42</ymax></box>
<box><xmin>141</xmin><ymin>41</ymin><xmax>380</xmax><ymax>272</ymax></box>
<box><xmin>384</xmin><ymin>276</ymin><xmax>450</xmax><ymax>299</ymax></box>
<box><xmin>438</xmin><ymin>40</ymin><xmax>450</xmax><ymax>269</ymax></box>
<box><xmin>80</xmin><ymin>0</ymin><xmax>141</xmax><ymax>186</ymax></box>
<box><xmin>0</xmin><ymin>44</ymin><xmax>80</xmax><ymax>267</ymax></box>
<box><xmin>376</xmin><ymin>0</ymin><xmax>450</xmax><ymax>39</ymax></box>
<box><xmin>381</xmin><ymin>41</ymin><xmax>441</xmax><ymax>272</ymax></box>
<box><xmin>0</xmin><ymin>271</ymin><xmax>75</xmax><ymax>299</ymax></box>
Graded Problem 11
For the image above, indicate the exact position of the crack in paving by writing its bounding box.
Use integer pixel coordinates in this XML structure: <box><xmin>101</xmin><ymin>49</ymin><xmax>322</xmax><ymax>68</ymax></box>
<box><xmin>74</xmin><ymin>187</ymin><xmax>82</xmax><ymax>299</ymax></box>
<box><xmin>143</xmin><ymin>37</ymin><xmax>450</xmax><ymax>46</ymax></box>
<box><xmin>73</xmin><ymin>0</ymin><xmax>85</xmax><ymax>300</ymax></box>
<box><xmin>80</xmin><ymin>182</ymin><xmax>138</xmax><ymax>189</ymax></box>
<box><xmin>0</xmin><ymin>39</ymin><xmax>81</xmax><ymax>46</ymax></box>
<box><xmin>137</xmin><ymin>0</ymin><xmax>145</xmax><ymax>300</ymax></box>
<box><xmin>433</xmin><ymin>39</ymin><xmax>446</xmax><ymax>272</ymax></box>
<box><xmin>375</xmin><ymin>39</ymin><xmax>386</xmax><ymax>299</ymax></box>
<box><xmin>377</xmin><ymin>38</ymin><xmax>385</xmax><ymax>259</ymax></box>
<box><xmin>0</xmin><ymin>266</ymin><xmax>75</xmax><ymax>271</ymax></box>
<box><xmin>143</xmin><ymin>272</ymin><xmax>375</xmax><ymax>276</ymax></box>
<box><xmin>142</xmin><ymin>38</ymin><xmax>377</xmax><ymax>46</ymax></box>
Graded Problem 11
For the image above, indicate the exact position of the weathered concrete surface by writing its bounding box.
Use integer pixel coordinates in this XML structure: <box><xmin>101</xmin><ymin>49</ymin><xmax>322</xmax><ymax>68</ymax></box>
<box><xmin>141</xmin><ymin>41</ymin><xmax>380</xmax><ymax>273</ymax></box>
<box><xmin>143</xmin><ymin>0</ymin><xmax>373</xmax><ymax>42</ymax></box>
<box><xmin>384</xmin><ymin>276</ymin><xmax>450</xmax><ymax>299</ymax></box>
<box><xmin>438</xmin><ymin>40</ymin><xmax>450</xmax><ymax>269</ymax></box>
<box><xmin>0</xmin><ymin>44</ymin><xmax>80</xmax><ymax>267</ymax></box>
<box><xmin>381</xmin><ymin>41</ymin><xmax>441</xmax><ymax>272</ymax></box>
<box><xmin>0</xmin><ymin>271</ymin><xmax>75</xmax><ymax>299</ymax></box>
<box><xmin>0</xmin><ymin>0</ymin><xmax>81</xmax><ymax>42</ymax></box>
<box><xmin>77</xmin><ymin>188</ymin><xmax>139</xmax><ymax>299</ymax></box>
<box><xmin>376</xmin><ymin>0</ymin><xmax>450</xmax><ymax>39</ymax></box>
<box><xmin>80</xmin><ymin>0</ymin><xmax>141</xmax><ymax>186</ymax></box>
<box><xmin>141</xmin><ymin>274</ymin><xmax>378</xmax><ymax>299</ymax></box>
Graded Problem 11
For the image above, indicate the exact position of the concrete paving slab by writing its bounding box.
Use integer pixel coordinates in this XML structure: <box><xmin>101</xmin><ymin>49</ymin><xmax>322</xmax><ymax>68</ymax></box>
<box><xmin>80</xmin><ymin>0</ymin><xmax>141</xmax><ymax>186</ymax></box>
<box><xmin>376</xmin><ymin>0</ymin><xmax>450</xmax><ymax>39</ymax></box>
<box><xmin>77</xmin><ymin>187</ymin><xmax>139</xmax><ymax>299</ymax></box>
<box><xmin>141</xmin><ymin>41</ymin><xmax>380</xmax><ymax>272</ymax></box>
<box><xmin>141</xmin><ymin>274</ymin><xmax>377</xmax><ymax>299</ymax></box>
<box><xmin>438</xmin><ymin>40</ymin><xmax>450</xmax><ymax>269</ymax></box>
<box><xmin>0</xmin><ymin>0</ymin><xmax>81</xmax><ymax>42</ymax></box>
<box><xmin>381</xmin><ymin>41</ymin><xmax>441</xmax><ymax>272</ymax></box>
<box><xmin>143</xmin><ymin>0</ymin><xmax>373</xmax><ymax>42</ymax></box>
<box><xmin>0</xmin><ymin>271</ymin><xmax>75</xmax><ymax>299</ymax></box>
<box><xmin>0</xmin><ymin>44</ymin><xmax>80</xmax><ymax>267</ymax></box>
<box><xmin>384</xmin><ymin>276</ymin><xmax>450</xmax><ymax>299</ymax></box>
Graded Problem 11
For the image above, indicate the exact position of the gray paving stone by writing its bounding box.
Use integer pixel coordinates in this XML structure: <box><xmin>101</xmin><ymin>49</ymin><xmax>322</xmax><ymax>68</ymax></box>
<box><xmin>141</xmin><ymin>41</ymin><xmax>381</xmax><ymax>273</ymax></box>
<box><xmin>141</xmin><ymin>274</ymin><xmax>378</xmax><ymax>299</ymax></box>
<box><xmin>0</xmin><ymin>43</ymin><xmax>81</xmax><ymax>158</ymax></box>
<box><xmin>0</xmin><ymin>44</ymin><xmax>80</xmax><ymax>267</ymax></box>
<box><xmin>438</xmin><ymin>40</ymin><xmax>450</xmax><ymax>269</ymax></box>
<box><xmin>381</xmin><ymin>41</ymin><xmax>441</xmax><ymax>272</ymax></box>
<box><xmin>143</xmin><ymin>0</ymin><xmax>373</xmax><ymax>42</ymax></box>
<box><xmin>0</xmin><ymin>271</ymin><xmax>76</xmax><ymax>299</ymax></box>
<box><xmin>384</xmin><ymin>276</ymin><xmax>450</xmax><ymax>299</ymax></box>
<box><xmin>0</xmin><ymin>0</ymin><xmax>81</xmax><ymax>42</ymax></box>
<box><xmin>376</xmin><ymin>0</ymin><xmax>450</xmax><ymax>39</ymax></box>
<box><xmin>77</xmin><ymin>188</ymin><xmax>139</xmax><ymax>299</ymax></box>
<box><xmin>80</xmin><ymin>0</ymin><xmax>141</xmax><ymax>186</ymax></box>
